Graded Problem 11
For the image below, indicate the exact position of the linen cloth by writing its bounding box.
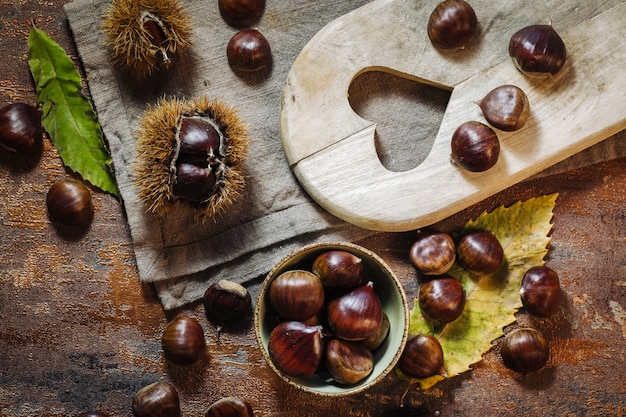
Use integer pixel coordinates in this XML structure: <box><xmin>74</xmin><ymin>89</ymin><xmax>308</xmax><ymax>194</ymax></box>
<box><xmin>64</xmin><ymin>0</ymin><xmax>625</xmax><ymax>309</ymax></box>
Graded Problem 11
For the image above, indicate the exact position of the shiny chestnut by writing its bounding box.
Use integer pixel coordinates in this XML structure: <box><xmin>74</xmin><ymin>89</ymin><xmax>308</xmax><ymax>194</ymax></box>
<box><xmin>398</xmin><ymin>334</ymin><xmax>445</xmax><ymax>378</ymax></box>
<box><xmin>132</xmin><ymin>381</ymin><xmax>181</xmax><ymax>417</ymax></box>
<box><xmin>409</xmin><ymin>230</ymin><xmax>456</xmax><ymax>276</ymax></box>
<box><xmin>419</xmin><ymin>276</ymin><xmax>465</xmax><ymax>323</ymax></box>
<box><xmin>509</xmin><ymin>24</ymin><xmax>566</xmax><ymax>76</ymax></box>
<box><xmin>268</xmin><ymin>270</ymin><xmax>324</xmax><ymax>321</ymax></box>
<box><xmin>450</xmin><ymin>121</ymin><xmax>500</xmax><ymax>172</ymax></box>
<box><xmin>312</xmin><ymin>250</ymin><xmax>363</xmax><ymax>288</ymax></box>
<box><xmin>478</xmin><ymin>85</ymin><xmax>531</xmax><ymax>131</ymax></box>
<box><xmin>327</xmin><ymin>281</ymin><xmax>382</xmax><ymax>341</ymax></box>
<box><xmin>501</xmin><ymin>328</ymin><xmax>549</xmax><ymax>373</ymax></box>
<box><xmin>204</xmin><ymin>280</ymin><xmax>252</xmax><ymax>327</ymax></box>
<box><xmin>161</xmin><ymin>315</ymin><xmax>205</xmax><ymax>365</ymax></box>
<box><xmin>268</xmin><ymin>321</ymin><xmax>324</xmax><ymax>377</ymax></box>
<box><xmin>46</xmin><ymin>179</ymin><xmax>94</xmax><ymax>228</ymax></box>
<box><xmin>227</xmin><ymin>29</ymin><xmax>272</xmax><ymax>72</ymax></box>
<box><xmin>456</xmin><ymin>231</ymin><xmax>503</xmax><ymax>275</ymax></box>
<box><xmin>0</xmin><ymin>102</ymin><xmax>43</xmax><ymax>154</ymax></box>
<box><xmin>325</xmin><ymin>338</ymin><xmax>374</xmax><ymax>385</ymax></box>
<box><xmin>205</xmin><ymin>396</ymin><xmax>254</xmax><ymax>417</ymax></box>
<box><xmin>427</xmin><ymin>0</ymin><xmax>477</xmax><ymax>49</ymax></box>
<box><xmin>218</xmin><ymin>0</ymin><xmax>266</xmax><ymax>28</ymax></box>
<box><xmin>519</xmin><ymin>266</ymin><xmax>561</xmax><ymax>317</ymax></box>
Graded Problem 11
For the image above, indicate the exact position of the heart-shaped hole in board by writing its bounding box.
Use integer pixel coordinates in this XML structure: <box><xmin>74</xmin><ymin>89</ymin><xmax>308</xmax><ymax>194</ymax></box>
<box><xmin>348</xmin><ymin>70</ymin><xmax>451</xmax><ymax>172</ymax></box>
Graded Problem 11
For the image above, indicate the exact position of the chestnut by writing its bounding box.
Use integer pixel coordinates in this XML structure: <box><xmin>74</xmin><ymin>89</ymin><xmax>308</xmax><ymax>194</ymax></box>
<box><xmin>46</xmin><ymin>179</ymin><xmax>94</xmax><ymax>228</ymax></box>
<box><xmin>327</xmin><ymin>281</ymin><xmax>382</xmax><ymax>341</ymax></box>
<box><xmin>509</xmin><ymin>24</ymin><xmax>566</xmax><ymax>76</ymax></box>
<box><xmin>361</xmin><ymin>312</ymin><xmax>390</xmax><ymax>351</ymax></box>
<box><xmin>478</xmin><ymin>85</ymin><xmax>530</xmax><ymax>132</ymax></box>
<box><xmin>0</xmin><ymin>102</ymin><xmax>43</xmax><ymax>154</ymax></box>
<box><xmin>409</xmin><ymin>230</ymin><xmax>456</xmax><ymax>276</ymax></box>
<box><xmin>519</xmin><ymin>266</ymin><xmax>561</xmax><ymax>317</ymax></box>
<box><xmin>268</xmin><ymin>321</ymin><xmax>324</xmax><ymax>377</ymax></box>
<box><xmin>456</xmin><ymin>230</ymin><xmax>503</xmax><ymax>275</ymax></box>
<box><xmin>312</xmin><ymin>250</ymin><xmax>363</xmax><ymax>288</ymax></box>
<box><xmin>132</xmin><ymin>381</ymin><xmax>181</xmax><ymax>417</ymax></box>
<box><xmin>501</xmin><ymin>328</ymin><xmax>549</xmax><ymax>373</ymax></box>
<box><xmin>161</xmin><ymin>315</ymin><xmax>205</xmax><ymax>365</ymax></box>
<box><xmin>419</xmin><ymin>276</ymin><xmax>465</xmax><ymax>323</ymax></box>
<box><xmin>450</xmin><ymin>121</ymin><xmax>500</xmax><ymax>172</ymax></box>
<box><xmin>205</xmin><ymin>396</ymin><xmax>253</xmax><ymax>417</ymax></box>
<box><xmin>427</xmin><ymin>0</ymin><xmax>477</xmax><ymax>49</ymax></box>
<box><xmin>218</xmin><ymin>0</ymin><xmax>266</xmax><ymax>28</ymax></box>
<box><xmin>398</xmin><ymin>334</ymin><xmax>445</xmax><ymax>378</ymax></box>
<box><xmin>325</xmin><ymin>338</ymin><xmax>374</xmax><ymax>385</ymax></box>
<box><xmin>268</xmin><ymin>270</ymin><xmax>324</xmax><ymax>321</ymax></box>
<box><xmin>204</xmin><ymin>280</ymin><xmax>252</xmax><ymax>327</ymax></box>
<box><xmin>226</xmin><ymin>29</ymin><xmax>272</xmax><ymax>72</ymax></box>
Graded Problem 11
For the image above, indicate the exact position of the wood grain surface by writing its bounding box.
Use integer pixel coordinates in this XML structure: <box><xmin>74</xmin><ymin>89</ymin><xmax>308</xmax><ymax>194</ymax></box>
<box><xmin>280</xmin><ymin>0</ymin><xmax>626</xmax><ymax>231</ymax></box>
<box><xmin>1</xmin><ymin>1</ymin><xmax>625</xmax><ymax>416</ymax></box>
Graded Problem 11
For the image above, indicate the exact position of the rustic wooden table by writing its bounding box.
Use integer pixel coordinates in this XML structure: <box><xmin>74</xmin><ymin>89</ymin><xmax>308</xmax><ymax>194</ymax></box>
<box><xmin>1</xmin><ymin>1</ymin><xmax>625</xmax><ymax>416</ymax></box>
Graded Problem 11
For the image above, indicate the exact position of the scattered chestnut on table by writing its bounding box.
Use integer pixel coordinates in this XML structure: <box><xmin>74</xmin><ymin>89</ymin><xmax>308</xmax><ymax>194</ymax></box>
<box><xmin>218</xmin><ymin>0</ymin><xmax>266</xmax><ymax>28</ymax></box>
<box><xmin>205</xmin><ymin>396</ymin><xmax>254</xmax><ymax>417</ymax></box>
<box><xmin>419</xmin><ymin>276</ymin><xmax>466</xmax><ymax>324</ymax></box>
<box><xmin>204</xmin><ymin>280</ymin><xmax>252</xmax><ymax>329</ymax></box>
<box><xmin>132</xmin><ymin>381</ymin><xmax>181</xmax><ymax>417</ymax></box>
<box><xmin>478</xmin><ymin>85</ymin><xmax>531</xmax><ymax>132</ymax></box>
<box><xmin>46</xmin><ymin>179</ymin><xmax>94</xmax><ymax>229</ymax></box>
<box><xmin>0</xmin><ymin>102</ymin><xmax>43</xmax><ymax>155</ymax></box>
<box><xmin>227</xmin><ymin>29</ymin><xmax>272</xmax><ymax>73</ymax></box>
<box><xmin>409</xmin><ymin>230</ymin><xmax>456</xmax><ymax>276</ymax></box>
<box><xmin>427</xmin><ymin>0</ymin><xmax>477</xmax><ymax>49</ymax></box>
<box><xmin>501</xmin><ymin>327</ymin><xmax>549</xmax><ymax>373</ymax></box>
<box><xmin>450</xmin><ymin>121</ymin><xmax>500</xmax><ymax>172</ymax></box>
<box><xmin>456</xmin><ymin>230</ymin><xmax>504</xmax><ymax>275</ymax></box>
<box><xmin>509</xmin><ymin>24</ymin><xmax>567</xmax><ymax>76</ymax></box>
<box><xmin>161</xmin><ymin>315</ymin><xmax>205</xmax><ymax>365</ymax></box>
<box><xmin>519</xmin><ymin>265</ymin><xmax>561</xmax><ymax>317</ymax></box>
<box><xmin>398</xmin><ymin>334</ymin><xmax>446</xmax><ymax>379</ymax></box>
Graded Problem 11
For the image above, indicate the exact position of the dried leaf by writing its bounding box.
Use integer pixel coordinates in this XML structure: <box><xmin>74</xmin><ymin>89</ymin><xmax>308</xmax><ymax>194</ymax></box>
<box><xmin>27</xmin><ymin>25</ymin><xmax>119</xmax><ymax>196</ymax></box>
<box><xmin>401</xmin><ymin>193</ymin><xmax>558</xmax><ymax>389</ymax></box>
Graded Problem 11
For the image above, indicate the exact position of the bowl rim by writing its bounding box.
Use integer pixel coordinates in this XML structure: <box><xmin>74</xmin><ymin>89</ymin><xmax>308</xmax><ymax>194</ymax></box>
<box><xmin>254</xmin><ymin>241</ymin><xmax>410</xmax><ymax>397</ymax></box>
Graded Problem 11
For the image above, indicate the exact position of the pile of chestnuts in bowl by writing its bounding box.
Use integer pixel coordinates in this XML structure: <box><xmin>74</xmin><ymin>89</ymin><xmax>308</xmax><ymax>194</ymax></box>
<box><xmin>254</xmin><ymin>242</ymin><xmax>410</xmax><ymax>396</ymax></box>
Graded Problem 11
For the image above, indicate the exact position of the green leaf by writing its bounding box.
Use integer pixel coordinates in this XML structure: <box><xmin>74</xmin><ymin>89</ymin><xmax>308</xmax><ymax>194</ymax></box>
<box><xmin>401</xmin><ymin>193</ymin><xmax>558</xmax><ymax>389</ymax></box>
<box><xmin>28</xmin><ymin>25</ymin><xmax>119</xmax><ymax>197</ymax></box>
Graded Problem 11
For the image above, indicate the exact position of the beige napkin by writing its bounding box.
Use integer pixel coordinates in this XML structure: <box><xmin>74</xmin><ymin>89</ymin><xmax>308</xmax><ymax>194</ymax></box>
<box><xmin>64</xmin><ymin>0</ymin><xmax>625</xmax><ymax>310</ymax></box>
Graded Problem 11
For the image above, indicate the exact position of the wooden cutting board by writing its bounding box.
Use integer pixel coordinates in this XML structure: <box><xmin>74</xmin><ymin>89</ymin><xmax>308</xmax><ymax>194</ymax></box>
<box><xmin>279</xmin><ymin>0</ymin><xmax>626</xmax><ymax>232</ymax></box>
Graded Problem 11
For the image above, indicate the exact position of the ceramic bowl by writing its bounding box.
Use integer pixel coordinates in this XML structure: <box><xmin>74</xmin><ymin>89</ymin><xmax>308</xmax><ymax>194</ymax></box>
<box><xmin>254</xmin><ymin>241</ymin><xmax>409</xmax><ymax>396</ymax></box>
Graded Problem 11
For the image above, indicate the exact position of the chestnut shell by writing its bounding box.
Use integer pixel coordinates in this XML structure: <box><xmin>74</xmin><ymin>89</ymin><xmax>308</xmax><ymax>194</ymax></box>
<box><xmin>501</xmin><ymin>328</ymin><xmax>549</xmax><ymax>373</ymax></box>
<box><xmin>519</xmin><ymin>266</ymin><xmax>561</xmax><ymax>317</ymax></box>
<box><xmin>418</xmin><ymin>276</ymin><xmax>465</xmax><ymax>323</ymax></box>
<box><xmin>427</xmin><ymin>0</ymin><xmax>477</xmax><ymax>49</ymax></box>
<box><xmin>450</xmin><ymin>121</ymin><xmax>500</xmax><ymax>172</ymax></box>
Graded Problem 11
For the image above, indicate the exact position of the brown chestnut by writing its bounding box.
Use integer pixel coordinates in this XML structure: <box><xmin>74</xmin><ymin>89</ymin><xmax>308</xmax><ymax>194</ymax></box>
<box><xmin>325</xmin><ymin>338</ymin><xmax>374</xmax><ymax>385</ymax></box>
<box><xmin>398</xmin><ymin>334</ymin><xmax>445</xmax><ymax>378</ymax></box>
<box><xmin>457</xmin><ymin>231</ymin><xmax>503</xmax><ymax>275</ymax></box>
<box><xmin>327</xmin><ymin>281</ymin><xmax>382</xmax><ymax>341</ymax></box>
<box><xmin>219</xmin><ymin>0</ymin><xmax>266</xmax><ymax>28</ymax></box>
<box><xmin>161</xmin><ymin>315</ymin><xmax>205</xmax><ymax>365</ymax></box>
<box><xmin>0</xmin><ymin>102</ymin><xmax>43</xmax><ymax>155</ymax></box>
<box><xmin>427</xmin><ymin>0</ymin><xmax>477</xmax><ymax>49</ymax></box>
<box><xmin>268</xmin><ymin>270</ymin><xmax>324</xmax><ymax>321</ymax></box>
<box><xmin>419</xmin><ymin>276</ymin><xmax>465</xmax><ymax>323</ymax></box>
<box><xmin>312</xmin><ymin>250</ymin><xmax>363</xmax><ymax>288</ymax></box>
<box><xmin>501</xmin><ymin>328</ymin><xmax>549</xmax><ymax>373</ymax></box>
<box><xmin>361</xmin><ymin>312</ymin><xmax>390</xmax><ymax>351</ymax></box>
<box><xmin>478</xmin><ymin>85</ymin><xmax>530</xmax><ymax>131</ymax></box>
<box><xmin>205</xmin><ymin>396</ymin><xmax>253</xmax><ymax>417</ymax></box>
<box><xmin>450</xmin><ymin>121</ymin><xmax>500</xmax><ymax>172</ymax></box>
<box><xmin>46</xmin><ymin>179</ymin><xmax>94</xmax><ymax>228</ymax></box>
<box><xmin>132</xmin><ymin>381</ymin><xmax>181</xmax><ymax>417</ymax></box>
<box><xmin>268</xmin><ymin>321</ymin><xmax>324</xmax><ymax>377</ymax></box>
<box><xmin>227</xmin><ymin>29</ymin><xmax>272</xmax><ymax>72</ymax></box>
<box><xmin>204</xmin><ymin>280</ymin><xmax>252</xmax><ymax>327</ymax></box>
<box><xmin>509</xmin><ymin>24</ymin><xmax>566</xmax><ymax>76</ymax></box>
<box><xmin>409</xmin><ymin>230</ymin><xmax>456</xmax><ymax>276</ymax></box>
<box><xmin>519</xmin><ymin>266</ymin><xmax>561</xmax><ymax>317</ymax></box>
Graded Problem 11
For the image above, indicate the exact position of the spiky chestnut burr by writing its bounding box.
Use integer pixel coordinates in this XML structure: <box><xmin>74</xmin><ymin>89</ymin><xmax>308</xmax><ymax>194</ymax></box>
<box><xmin>134</xmin><ymin>96</ymin><xmax>249</xmax><ymax>220</ymax></box>
<box><xmin>102</xmin><ymin>0</ymin><xmax>192</xmax><ymax>78</ymax></box>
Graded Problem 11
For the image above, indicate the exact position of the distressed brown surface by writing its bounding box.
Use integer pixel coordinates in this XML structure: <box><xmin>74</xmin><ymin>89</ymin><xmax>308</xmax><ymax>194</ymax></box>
<box><xmin>1</xmin><ymin>1</ymin><xmax>625</xmax><ymax>416</ymax></box>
